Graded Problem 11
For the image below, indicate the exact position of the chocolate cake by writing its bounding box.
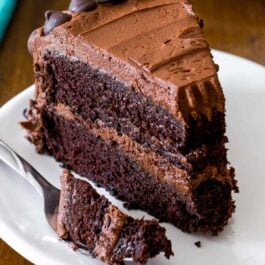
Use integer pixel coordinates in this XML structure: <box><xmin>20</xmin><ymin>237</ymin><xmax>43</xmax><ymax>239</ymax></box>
<box><xmin>58</xmin><ymin>170</ymin><xmax>173</xmax><ymax>265</ymax></box>
<box><xmin>22</xmin><ymin>0</ymin><xmax>238</xmax><ymax>234</ymax></box>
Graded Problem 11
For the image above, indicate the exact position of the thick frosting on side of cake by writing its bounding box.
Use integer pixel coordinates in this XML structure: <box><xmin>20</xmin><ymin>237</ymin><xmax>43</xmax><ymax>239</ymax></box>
<box><xmin>28</xmin><ymin>0</ymin><xmax>224</xmax><ymax>125</ymax></box>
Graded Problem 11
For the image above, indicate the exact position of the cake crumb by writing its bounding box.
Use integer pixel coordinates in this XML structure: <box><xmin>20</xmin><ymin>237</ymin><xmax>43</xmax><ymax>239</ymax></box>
<box><xmin>194</xmin><ymin>241</ymin><xmax>201</xmax><ymax>248</ymax></box>
<box><xmin>70</xmin><ymin>243</ymin><xmax>78</xmax><ymax>251</ymax></box>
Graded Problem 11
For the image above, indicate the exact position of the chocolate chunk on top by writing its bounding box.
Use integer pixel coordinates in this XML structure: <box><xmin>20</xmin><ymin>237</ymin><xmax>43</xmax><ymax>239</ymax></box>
<box><xmin>96</xmin><ymin>0</ymin><xmax>126</xmax><ymax>4</ymax></box>
<box><xmin>69</xmin><ymin>0</ymin><xmax>97</xmax><ymax>13</ymax></box>
<box><xmin>44</xmin><ymin>10</ymin><xmax>72</xmax><ymax>35</ymax></box>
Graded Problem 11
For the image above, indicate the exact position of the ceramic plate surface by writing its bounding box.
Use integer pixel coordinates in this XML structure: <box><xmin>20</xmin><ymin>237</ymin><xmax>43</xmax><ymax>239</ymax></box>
<box><xmin>0</xmin><ymin>50</ymin><xmax>265</xmax><ymax>265</ymax></box>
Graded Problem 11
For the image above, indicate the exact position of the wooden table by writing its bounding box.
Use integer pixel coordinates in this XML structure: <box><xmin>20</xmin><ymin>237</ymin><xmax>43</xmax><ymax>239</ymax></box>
<box><xmin>1</xmin><ymin>0</ymin><xmax>265</xmax><ymax>264</ymax></box>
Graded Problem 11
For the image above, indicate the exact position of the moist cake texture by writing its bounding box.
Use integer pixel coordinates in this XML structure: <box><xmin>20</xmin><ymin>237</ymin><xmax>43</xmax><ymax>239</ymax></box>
<box><xmin>58</xmin><ymin>170</ymin><xmax>173</xmax><ymax>265</ymax></box>
<box><xmin>22</xmin><ymin>0</ymin><xmax>238</xmax><ymax>234</ymax></box>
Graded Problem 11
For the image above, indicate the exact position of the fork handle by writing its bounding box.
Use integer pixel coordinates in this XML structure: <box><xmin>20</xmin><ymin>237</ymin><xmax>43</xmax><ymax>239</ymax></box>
<box><xmin>0</xmin><ymin>140</ymin><xmax>44</xmax><ymax>196</ymax></box>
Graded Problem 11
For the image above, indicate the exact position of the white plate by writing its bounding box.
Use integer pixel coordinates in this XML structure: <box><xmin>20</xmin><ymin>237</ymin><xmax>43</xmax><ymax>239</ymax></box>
<box><xmin>1</xmin><ymin>50</ymin><xmax>265</xmax><ymax>265</ymax></box>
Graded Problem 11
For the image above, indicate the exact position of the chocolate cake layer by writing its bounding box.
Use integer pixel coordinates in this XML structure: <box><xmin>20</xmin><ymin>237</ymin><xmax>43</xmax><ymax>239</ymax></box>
<box><xmin>31</xmin><ymin>53</ymin><xmax>228</xmax><ymax>172</ymax></box>
<box><xmin>42</xmin><ymin>105</ymin><xmax>234</xmax><ymax>233</ymax></box>
<box><xmin>53</xmin><ymin>54</ymin><xmax>225</xmax><ymax>153</ymax></box>
<box><xmin>23</xmin><ymin>0</ymin><xmax>238</xmax><ymax>234</ymax></box>
<box><xmin>58</xmin><ymin>170</ymin><xmax>173</xmax><ymax>265</ymax></box>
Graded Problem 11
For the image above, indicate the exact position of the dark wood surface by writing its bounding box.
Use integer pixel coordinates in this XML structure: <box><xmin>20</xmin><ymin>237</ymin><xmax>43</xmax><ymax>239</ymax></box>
<box><xmin>1</xmin><ymin>0</ymin><xmax>265</xmax><ymax>264</ymax></box>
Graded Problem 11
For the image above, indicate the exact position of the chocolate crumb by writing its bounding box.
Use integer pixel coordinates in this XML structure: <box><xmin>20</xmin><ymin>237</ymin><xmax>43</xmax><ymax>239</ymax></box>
<box><xmin>194</xmin><ymin>241</ymin><xmax>201</xmax><ymax>248</ymax></box>
<box><xmin>197</xmin><ymin>17</ymin><xmax>204</xmax><ymax>29</ymax></box>
<box><xmin>71</xmin><ymin>243</ymin><xmax>78</xmax><ymax>251</ymax></box>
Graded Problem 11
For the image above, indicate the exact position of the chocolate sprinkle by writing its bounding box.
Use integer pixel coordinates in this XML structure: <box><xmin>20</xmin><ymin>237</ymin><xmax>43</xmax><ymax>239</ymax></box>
<box><xmin>44</xmin><ymin>10</ymin><xmax>72</xmax><ymax>35</ymax></box>
<box><xmin>69</xmin><ymin>0</ymin><xmax>97</xmax><ymax>13</ymax></box>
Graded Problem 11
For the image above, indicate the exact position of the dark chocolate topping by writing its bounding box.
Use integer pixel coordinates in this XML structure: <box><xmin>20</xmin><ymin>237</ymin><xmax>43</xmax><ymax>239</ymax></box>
<box><xmin>68</xmin><ymin>0</ymin><xmax>97</xmax><ymax>13</ymax></box>
<box><xmin>96</xmin><ymin>0</ymin><xmax>126</xmax><ymax>4</ymax></box>
<box><xmin>44</xmin><ymin>10</ymin><xmax>72</xmax><ymax>35</ymax></box>
<box><xmin>96</xmin><ymin>0</ymin><xmax>113</xmax><ymax>3</ymax></box>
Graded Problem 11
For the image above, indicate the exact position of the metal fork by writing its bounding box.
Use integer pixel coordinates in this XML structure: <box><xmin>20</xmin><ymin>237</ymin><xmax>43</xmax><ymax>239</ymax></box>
<box><xmin>0</xmin><ymin>139</ymin><xmax>133</xmax><ymax>263</ymax></box>
<box><xmin>0</xmin><ymin>139</ymin><xmax>60</xmax><ymax>232</ymax></box>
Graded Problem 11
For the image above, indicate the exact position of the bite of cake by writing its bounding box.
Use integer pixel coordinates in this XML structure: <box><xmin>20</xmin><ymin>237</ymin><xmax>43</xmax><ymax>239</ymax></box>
<box><xmin>58</xmin><ymin>169</ymin><xmax>173</xmax><ymax>265</ymax></box>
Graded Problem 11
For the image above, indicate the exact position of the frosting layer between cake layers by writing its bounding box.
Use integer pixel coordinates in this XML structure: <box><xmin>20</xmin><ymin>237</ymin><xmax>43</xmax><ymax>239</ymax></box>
<box><xmin>38</xmin><ymin>100</ymin><xmax>235</xmax><ymax>233</ymax></box>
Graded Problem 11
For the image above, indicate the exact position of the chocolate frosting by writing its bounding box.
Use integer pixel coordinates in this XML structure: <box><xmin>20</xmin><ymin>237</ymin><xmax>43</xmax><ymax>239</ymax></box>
<box><xmin>29</xmin><ymin>0</ymin><xmax>225</xmax><ymax>125</ymax></box>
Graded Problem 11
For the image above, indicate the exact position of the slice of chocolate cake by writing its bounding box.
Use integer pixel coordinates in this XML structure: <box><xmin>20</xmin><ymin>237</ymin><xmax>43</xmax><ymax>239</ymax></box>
<box><xmin>58</xmin><ymin>170</ymin><xmax>173</xmax><ymax>265</ymax></box>
<box><xmin>22</xmin><ymin>0</ymin><xmax>238</xmax><ymax>234</ymax></box>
